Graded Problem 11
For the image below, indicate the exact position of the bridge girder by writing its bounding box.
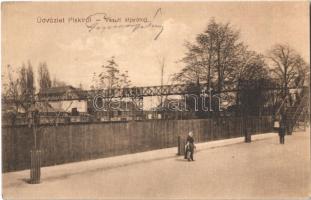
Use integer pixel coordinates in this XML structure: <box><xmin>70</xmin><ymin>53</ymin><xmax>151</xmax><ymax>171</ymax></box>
<box><xmin>2</xmin><ymin>82</ymin><xmax>304</xmax><ymax>103</ymax></box>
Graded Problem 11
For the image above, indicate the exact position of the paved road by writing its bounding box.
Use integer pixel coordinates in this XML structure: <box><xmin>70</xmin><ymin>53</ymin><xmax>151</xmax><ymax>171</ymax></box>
<box><xmin>3</xmin><ymin>131</ymin><xmax>310</xmax><ymax>199</ymax></box>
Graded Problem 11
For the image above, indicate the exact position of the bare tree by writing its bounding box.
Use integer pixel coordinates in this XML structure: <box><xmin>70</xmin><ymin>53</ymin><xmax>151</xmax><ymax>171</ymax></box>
<box><xmin>38</xmin><ymin>62</ymin><xmax>52</xmax><ymax>91</ymax></box>
<box><xmin>2</xmin><ymin>64</ymin><xmax>21</xmax><ymax>113</ymax></box>
<box><xmin>19</xmin><ymin>61</ymin><xmax>35</xmax><ymax>112</ymax></box>
<box><xmin>90</xmin><ymin>57</ymin><xmax>132</xmax><ymax>118</ymax></box>
<box><xmin>78</xmin><ymin>83</ymin><xmax>84</xmax><ymax>90</ymax></box>
<box><xmin>268</xmin><ymin>44</ymin><xmax>308</xmax><ymax>96</ymax></box>
<box><xmin>120</xmin><ymin>70</ymin><xmax>131</xmax><ymax>88</ymax></box>
<box><xmin>52</xmin><ymin>77</ymin><xmax>67</xmax><ymax>87</ymax></box>
<box><xmin>91</xmin><ymin>57</ymin><xmax>131</xmax><ymax>90</ymax></box>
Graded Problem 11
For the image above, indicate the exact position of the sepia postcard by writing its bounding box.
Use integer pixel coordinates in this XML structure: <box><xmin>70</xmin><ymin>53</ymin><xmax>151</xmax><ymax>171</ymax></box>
<box><xmin>1</xmin><ymin>1</ymin><xmax>310</xmax><ymax>199</ymax></box>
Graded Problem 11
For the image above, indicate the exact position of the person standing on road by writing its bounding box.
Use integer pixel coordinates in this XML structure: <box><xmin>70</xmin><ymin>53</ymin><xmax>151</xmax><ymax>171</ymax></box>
<box><xmin>185</xmin><ymin>131</ymin><xmax>196</xmax><ymax>161</ymax></box>
<box><xmin>279</xmin><ymin>114</ymin><xmax>286</xmax><ymax>144</ymax></box>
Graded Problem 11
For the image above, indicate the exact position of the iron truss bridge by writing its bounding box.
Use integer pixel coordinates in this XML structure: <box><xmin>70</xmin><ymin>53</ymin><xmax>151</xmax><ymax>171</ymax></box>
<box><xmin>2</xmin><ymin>82</ymin><xmax>304</xmax><ymax>103</ymax></box>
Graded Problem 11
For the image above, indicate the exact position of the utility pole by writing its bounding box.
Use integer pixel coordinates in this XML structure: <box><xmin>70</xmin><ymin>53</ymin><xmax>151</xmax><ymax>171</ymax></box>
<box><xmin>157</xmin><ymin>56</ymin><xmax>166</xmax><ymax>120</ymax></box>
<box><xmin>209</xmin><ymin>88</ymin><xmax>213</xmax><ymax>112</ymax></box>
<box><xmin>160</xmin><ymin>57</ymin><xmax>165</xmax><ymax>107</ymax></box>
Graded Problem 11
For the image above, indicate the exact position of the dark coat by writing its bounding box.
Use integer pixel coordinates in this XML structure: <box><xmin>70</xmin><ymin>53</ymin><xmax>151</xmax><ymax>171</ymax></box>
<box><xmin>186</xmin><ymin>136</ymin><xmax>195</xmax><ymax>151</ymax></box>
<box><xmin>186</xmin><ymin>135</ymin><xmax>194</xmax><ymax>144</ymax></box>
<box><xmin>279</xmin><ymin>120</ymin><xmax>286</xmax><ymax>136</ymax></box>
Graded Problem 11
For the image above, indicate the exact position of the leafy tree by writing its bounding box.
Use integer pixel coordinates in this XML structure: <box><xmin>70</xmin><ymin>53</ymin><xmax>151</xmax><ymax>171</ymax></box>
<box><xmin>173</xmin><ymin>18</ymin><xmax>270</xmax><ymax>110</ymax></box>
<box><xmin>208</xmin><ymin>20</ymin><xmax>244</xmax><ymax>93</ymax></box>
<box><xmin>173</xmin><ymin>19</ymin><xmax>267</xmax><ymax>91</ymax></box>
<box><xmin>231</xmin><ymin>48</ymin><xmax>269</xmax><ymax>84</ymax></box>
<box><xmin>173</xmin><ymin>43</ymin><xmax>206</xmax><ymax>84</ymax></box>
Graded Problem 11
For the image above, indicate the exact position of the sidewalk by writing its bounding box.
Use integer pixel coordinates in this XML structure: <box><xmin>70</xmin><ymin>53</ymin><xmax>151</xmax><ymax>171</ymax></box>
<box><xmin>3</xmin><ymin>132</ymin><xmax>278</xmax><ymax>188</ymax></box>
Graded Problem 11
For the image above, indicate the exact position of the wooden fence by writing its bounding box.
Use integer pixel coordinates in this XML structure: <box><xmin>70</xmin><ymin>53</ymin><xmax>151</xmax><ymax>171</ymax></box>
<box><xmin>2</xmin><ymin>116</ymin><xmax>273</xmax><ymax>172</ymax></box>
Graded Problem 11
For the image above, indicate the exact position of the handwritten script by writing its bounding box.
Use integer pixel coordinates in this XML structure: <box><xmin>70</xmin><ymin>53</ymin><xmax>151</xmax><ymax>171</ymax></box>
<box><xmin>85</xmin><ymin>8</ymin><xmax>163</xmax><ymax>40</ymax></box>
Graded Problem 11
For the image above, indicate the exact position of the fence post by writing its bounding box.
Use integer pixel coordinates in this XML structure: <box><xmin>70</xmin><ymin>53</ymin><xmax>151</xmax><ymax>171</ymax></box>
<box><xmin>244</xmin><ymin>118</ymin><xmax>252</xmax><ymax>143</ymax></box>
<box><xmin>177</xmin><ymin>136</ymin><xmax>186</xmax><ymax>156</ymax></box>
<box><xmin>304</xmin><ymin>118</ymin><xmax>306</xmax><ymax>130</ymax></box>
<box><xmin>30</xmin><ymin>149</ymin><xmax>41</xmax><ymax>184</ymax></box>
<box><xmin>177</xmin><ymin>136</ymin><xmax>181</xmax><ymax>155</ymax></box>
<box><xmin>245</xmin><ymin>128</ymin><xmax>252</xmax><ymax>143</ymax></box>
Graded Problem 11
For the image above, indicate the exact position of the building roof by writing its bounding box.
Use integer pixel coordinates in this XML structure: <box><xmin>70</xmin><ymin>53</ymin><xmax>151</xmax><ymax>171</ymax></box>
<box><xmin>38</xmin><ymin>86</ymin><xmax>87</xmax><ymax>100</ymax></box>
<box><xmin>39</xmin><ymin>86</ymin><xmax>77</xmax><ymax>96</ymax></box>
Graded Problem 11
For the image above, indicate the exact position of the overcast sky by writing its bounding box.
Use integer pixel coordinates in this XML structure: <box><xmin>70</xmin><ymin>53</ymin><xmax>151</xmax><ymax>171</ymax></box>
<box><xmin>2</xmin><ymin>2</ymin><xmax>309</xmax><ymax>89</ymax></box>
